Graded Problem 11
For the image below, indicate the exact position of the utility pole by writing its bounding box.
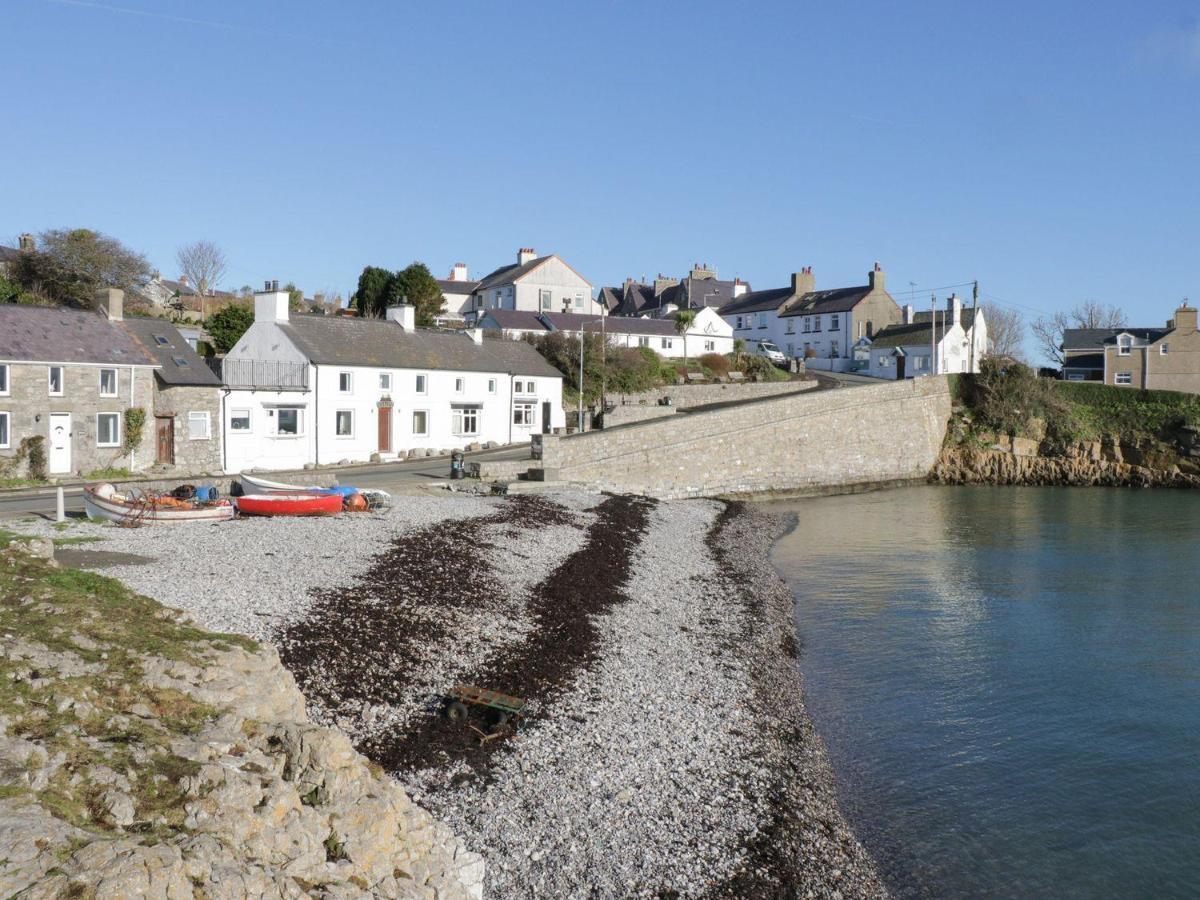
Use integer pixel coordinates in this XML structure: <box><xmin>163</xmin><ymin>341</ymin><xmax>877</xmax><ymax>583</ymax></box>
<box><xmin>931</xmin><ymin>293</ymin><xmax>937</xmax><ymax>375</ymax></box>
<box><xmin>970</xmin><ymin>280</ymin><xmax>979</xmax><ymax>372</ymax></box>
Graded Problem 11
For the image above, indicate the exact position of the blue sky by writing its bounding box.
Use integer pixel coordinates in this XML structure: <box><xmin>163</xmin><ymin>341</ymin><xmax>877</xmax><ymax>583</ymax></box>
<box><xmin>5</xmin><ymin>0</ymin><xmax>1200</xmax><ymax>348</ymax></box>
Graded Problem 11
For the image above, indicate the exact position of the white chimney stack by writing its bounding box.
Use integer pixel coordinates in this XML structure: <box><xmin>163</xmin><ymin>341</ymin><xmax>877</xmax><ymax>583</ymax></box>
<box><xmin>469</xmin><ymin>327</ymin><xmax>483</xmax><ymax>345</ymax></box>
<box><xmin>947</xmin><ymin>293</ymin><xmax>962</xmax><ymax>327</ymax></box>
<box><xmin>386</xmin><ymin>304</ymin><xmax>416</xmax><ymax>331</ymax></box>
<box><xmin>254</xmin><ymin>281</ymin><xmax>290</xmax><ymax>323</ymax></box>
<box><xmin>518</xmin><ymin>247</ymin><xmax>538</xmax><ymax>266</ymax></box>
<box><xmin>902</xmin><ymin>304</ymin><xmax>914</xmax><ymax>324</ymax></box>
<box><xmin>449</xmin><ymin>262</ymin><xmax>470</xmax><ymax>282</ymax></box>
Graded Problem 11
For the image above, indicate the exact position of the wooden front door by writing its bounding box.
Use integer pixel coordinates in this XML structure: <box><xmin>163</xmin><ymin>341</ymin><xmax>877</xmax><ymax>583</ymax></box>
<box><xmin>377</xmin><ymin>404</ymin><xmax>393</xmax><ymax>453</ymax></box>
<box><xmin>156</xmin><ymin>416</ymin><xmax>175</xmax><ymax>465</ymax></box>
<box><xmin>895</xmin><ymin>355</ymin><xmax>906</xmax><ymax>380</ymax></box>
<box><xmin>541</xmin><ymin>401</ymin><xmax>552</xmax><ymax>434</ymax></box>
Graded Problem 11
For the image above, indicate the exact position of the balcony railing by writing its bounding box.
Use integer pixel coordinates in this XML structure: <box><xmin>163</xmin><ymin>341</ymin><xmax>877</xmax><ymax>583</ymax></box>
<box><xmin>221</xmin><ymin>358</ymin><xmax>309</xmax><ymax>391</ymax></box>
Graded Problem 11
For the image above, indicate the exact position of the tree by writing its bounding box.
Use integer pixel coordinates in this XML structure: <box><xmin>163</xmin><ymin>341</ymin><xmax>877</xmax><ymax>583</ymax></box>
<box><xmin>176</xmin><ymin>240</ymin><xmax>227</xmax><ymax>297</ymax></box>
<box><xmin>392</xmin><ymin>262</ymin><xmax>445</xmax><ymax>326</ymax></box>
<box><xmin>351</xmin><ymin>266</ymin><xmax>395</xmax><ymax>318</ymax></box>
<box><xmin>12</xmin><ymin>228</ymin><xmax>150</xmax><ymax>307</ymax></box>
<box><xmin>1031</xmin><ymin>301</ymin><xmax>1127</xmax><ymax>367</ymax></box>
<box><xmin>204</xmin><ymin>303</ymin><xmax>255</xmax><ymax>353</ymax></box>
<box><xmin>674</xmin><ymin>308</ymin><xmax>697</xmax><ymax>372</ymax></box>
<box><xmin>981</xmin><ymin>302</ymin><xmax>1025</xmax><ymax>360</ymax></box>
<box><xmin>284</xmin><ymin>282</ymin><xmax>305</xmax><ymax>312</ymax></box>
<box><xmin>311</xmin><ymin>288</ymin><xmax>344</xmax><ymax>315</ymax></box>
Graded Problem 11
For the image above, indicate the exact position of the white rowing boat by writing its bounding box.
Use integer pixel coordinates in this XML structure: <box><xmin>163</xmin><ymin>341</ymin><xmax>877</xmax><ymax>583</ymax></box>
<box><xmin>238</xmin><ymin>472</ymin><xmax>391</xmax><ymax>508</ymax></box>
<box><xmin>83</xmin><ymin>484</ymin><xmax>235</xmax><ymax>525</ymax></box>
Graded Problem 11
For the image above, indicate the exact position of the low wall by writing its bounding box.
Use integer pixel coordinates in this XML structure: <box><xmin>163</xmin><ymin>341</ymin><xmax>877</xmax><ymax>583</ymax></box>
<box><xmin>603</xmin><ymin>405</ymin><xmax>677</xmax><ymax>427</ymax></box>
<box><xmin>539</xmin><ymin>377</ymin><xmax>952</xmax><ymax>498</ymax></box>
<box><xmin>609</xmin><ymin>380</ymin><xmax>815</xmax><ymax>410</ymax></box>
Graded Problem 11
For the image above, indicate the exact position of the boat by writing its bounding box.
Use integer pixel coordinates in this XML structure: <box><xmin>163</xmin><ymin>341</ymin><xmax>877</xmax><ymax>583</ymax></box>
<box><xmin>83</xmin><ymin>484</ymin><xmax>235</xmax><ymax>526</ymax></box>
<box><xmin>238</xmin><ymin>472</ymin><xmax>391</xmax><ymax>510</ymax></box>
<box><xmin>234</xmin><ymin>492</ymin><xmax>345</xmax><ymax>517</ymax></box>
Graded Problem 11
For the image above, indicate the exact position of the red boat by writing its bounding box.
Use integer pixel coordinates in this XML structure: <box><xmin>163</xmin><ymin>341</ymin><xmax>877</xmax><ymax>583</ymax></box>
<box><xmin>235</xmin><ymin>492</ymin><xmax>344</xmax><ymax>517</ymax></box>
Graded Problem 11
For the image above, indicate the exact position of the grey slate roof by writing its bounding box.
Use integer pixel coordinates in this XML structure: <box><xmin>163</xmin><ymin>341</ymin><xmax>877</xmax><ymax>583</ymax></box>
<box><xmin>277</xmin><ymin>315</ymin><xmax>561</xmax><ymax>379</ymax></box>
<box><xmin>437</xmin><ymin>278</ymin><xmax>479</xmax><ymax>295</ymax></box>
<box><xmin>0</xmin><ymin>305</ymin><xmax>156</xmax><ymax>366</ymax></box>
<box><xmin>780</xmin><ymin>286</ymin><xmax>873</xmax><ymax>317</ymax></box>
<box><xmin>1061</xmin><ymin>326</ymin><xmax>1170</xmax><ymax>349</ymax></box>
<box><xmin>598</xmin><ymin>286</ymin><xmax>623</xmax><ymax>312</ymax></box>
<box><xmin>474</xmin><ymin>256</ymin><xmax>553</xmax><ymax>293</ymax></box>
<box><xmin>865</xmin><ymin>322</ymin><xmax>939</xmax><ymax>349</ymax></box>
<box><xmin>119</xmin><ymin>317</ymin><xmax>221</xmax><ymax>387</ymax></box>
<box><xmin>913</xmin><ymin>308</ymin><xmax>981</xmax><ymax>329</ymax></box>
<box><xmin>541</xmin><ymin>311</ymin><xmax>678</xmax><ymax>336</ymax></box>
<box><xmin>479</xmin><ymin>310</ymin><xmax>550</xmax><ymax>332</ymax></box>
<box><xmin>719</xmin><ymin>287</ymin><xmax>794</xmax><ymax>316</ymax></box>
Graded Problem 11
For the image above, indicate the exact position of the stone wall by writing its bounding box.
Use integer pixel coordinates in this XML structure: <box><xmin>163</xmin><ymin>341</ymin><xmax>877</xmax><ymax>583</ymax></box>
<box><xmin>607</xmin><ymin>380</ymin><xmax>815</xmax><ymax>410</ymax></box>
<box><xmin>538</xmin><ymin>376</ymin><xmax>952</xmax><ymax>498</ymax></box>
<box><xmin>152</xmin><ymin>384</ymin><xmax>223</xmax><ymax>473</ymax></box>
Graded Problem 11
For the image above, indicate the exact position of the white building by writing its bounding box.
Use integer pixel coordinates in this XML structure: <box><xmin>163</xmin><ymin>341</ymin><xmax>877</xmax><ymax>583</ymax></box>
<box><xmin>865</xmin><ymin>295</ymin><xmax>988</xmax><ymax>379</ymax></box>
<box><xmin>719</xmin><ymin>265</ymin><xmax>901</xmax><ymax>369</ymax></box>
<box><xmin>467</xmin><ymin>248</ymin><xmax>601</xmax><ymax>321</ymax></box>
<box><xmin>477</xmin><ymin>307</ymin><xmax>734</xmax><ymax>359</ymax></box>
<box><xmin>435</xmin><ymin>262</ymin><xmax>479</xmax><ymax>324</ymax></box>
<box><xmin>221</xmin><ymin>286</ymin><xmax>565</xmax><ymax>473</ymax></box>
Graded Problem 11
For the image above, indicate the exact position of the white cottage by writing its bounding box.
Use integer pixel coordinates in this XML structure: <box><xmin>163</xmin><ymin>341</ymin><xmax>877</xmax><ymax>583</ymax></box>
<box><xmin>221</xmin><ymin>286</ymin><xmax>565</xmax><ymax>473</ymax></box>
<box><xmin>865</xmin><ymin>295</ymin><xmax>988</xmax><ymax>379</ymax></box>
<box><xmin>466</xmin><ymin>248</ymin><xmax>600</xmax><ymax>321</ymax></box>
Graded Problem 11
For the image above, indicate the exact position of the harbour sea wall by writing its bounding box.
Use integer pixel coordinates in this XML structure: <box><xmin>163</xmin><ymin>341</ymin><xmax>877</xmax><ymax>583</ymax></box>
<box><xmin>538</xmin><ymin>376</ymin><xmax>953</xmax><ymax>498</ymax></box>
<box><xmin>602</xmin><ymin>381</ymin><xmax>817</xmax><ymax>428</ymax></box>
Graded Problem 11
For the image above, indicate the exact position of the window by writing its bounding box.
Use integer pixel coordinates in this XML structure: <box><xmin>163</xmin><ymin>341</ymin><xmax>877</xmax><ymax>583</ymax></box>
<box><xmin>488</xmin><ymin>378</ymin><xmax>497</xmax><ymax>394</ymax></box>
<box><xmin>172</xmin><ymin>356</ymin><xmax>189</xmax><ymax>368</ymax></box>
<box><xmin>379</xmin><ymin>372</ymin><xmax>392</xmax><ymax>391</ymax></box>
<box><xmin>412</xmin><ymin>409</ymin><xmax>429</xmax><ymax>436</ymax></box>
<box><xmin>803</xmin><ymin>317</ymin><xmax>811</xmax><ymax>333</ymax></box>
<box><xmin>187</xmin><ymin>411</ymin><xmax>211</xmax><ymax>440</ymax></box>
<box><xmin>786</xmin><ymin>320</ymin><xmax>795</xmax><ymax>334</ymax></box>
<box><xmin>786</xmin><ymin>342</ymin><xmax>794</xmax><ymax>356</ymax></box>
<box><xmin>276</xmin><ymin>407</ymin><xmax>301</xmax><ymax>435</ymax></box>
<box><xmin>757</xmin><ymin>313</ymin><xmax>767</xmax><ymax>328</ymax></box>
<box><xmin>455</xmin><ymin>377</ymin><xmax>465</xmax><ymax>393</ymax></box>
<box><xmin>230</xmin><ymin>408</ymin><xmax>251</xmax><ymax>431</ymax></box>
<box><xmin>704</xmin><ymin>340</ymin><xmax>715</xmax><ymax>352</ymax></box>
<box><xmin>912</xmin><ymin>356</ymin><xmax>927</xmax><ymax>371</ymax></box>
<box><xmin>451</xmin><ymin>405</ymin><xmax>480</xmax><ymax>436</ymax></box>
<box><xmin>1117</xmin><ymin>335</ymin><xmax>1131</xmax><ymax>356</ymax></box>
<box><xmin>0</xmin><ymin>411</ymin><xmax>8</xmax><ymax>449</ymax></box>
<box><xmin>48</xmin><ymin>366</ymin><xmax>63</xmax><ymax>396</ymax></box>
<box><xmin>1160</xmin><ymin>343</ymin><xmax>1169</xmax><ymax>355</ymax></box>
<box><xmin>831</xmin><ymin>314</ymin><xmax>840</xmax><ymax>330</ymax></box>
<box><xmin>97</xmin><ymin>412</ymin><xmax>120</xmax><ymax>447</ymax></box>
<box><xmin>735</xmin><ymin>316</ymin><xmax>744</xmax><ymax>329</ymax></box>
<box><xmin>492</xmin><ymin>289</ymin><xmax>502</xmax><ymax>308</ymax></box>
<box><xmin>335</xmin><ymin>409</ymin><xmax>354</xmax><ymax>437</ymax></box>
<box><xmin>540</xmin><ymin>289</ymin><xmax>553</xmax><ymax>310</ymax></box>
<box><xmin>813</xmin><ymin>317</ymin><xmax>822</xmax><ymax>332</ymax></box>
<box><xmin>1115</xmin><ymin>373</ymin><xmax>1133</xmax><ymax>385</ymax></box>
<box><xmin>416</xmin><ymin>373</ymin><xmax>428</xmax><ymax>394</ymax></box>
<box><xmin>0</xmin><ymin>364</ymin><xmax>8</xmax><ymax>395</ymax></box>
<box><xmin>1066</xmin><ymin>373</ymin><xmax>1085</xmax><ymax>382</ymax></box>
<box><xmin>513</xmin><ymin>379</ymin><xmax>524</xmax><ymax>393</ymax></box>
<box><xmin>638</xmin><ymin>336</ymin><xmax>650</xmax><ymax>348</ymax></box>
<box><xmin>338</xmin><ymin>372</ymin><xmax>353</xmax><ymax>392</ymax></box>
<box><xmin>662</xmin><ymin>338</ymin><xmax>673</xmax><ymax>349</ymax></box>
<box><xmin>831</xmin><ymin>340</ymin><xmax>839</xmax><ymax>357</ymax></box>
<box><xmin>513</xmin><ymin>403</ymin><xmax>535</xmax><ymax>426</ymax></box>
<box><xmin>153</xmin><ymin>334</ymin><xmax>170</xmax><ymax>346</ymax></box>
<box><xmin>99</xmin><ymin>368</ymin><xmax>117</xmax><ymax>396</ymax></box>
<box><xmin>574</xmin><ymin>293</ymin><xmax>584</xmax><ymax>310</ymax></box>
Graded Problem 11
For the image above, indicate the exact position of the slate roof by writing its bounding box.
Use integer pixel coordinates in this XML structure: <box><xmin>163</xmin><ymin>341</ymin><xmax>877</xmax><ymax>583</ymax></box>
<box><xmin>437</xmin><ymin>278</ymin><xmax>479</xmax><ymax>295</ymax></box>
<box><xmin>912</xmin><ymin>308</ymin><xmax>981</xmax><ymax>329</ymax></box>
<box><xmin>598</xmin><ymin>286</ymin><xmax>623</xmax><ymax>312</ymax></box>
<box><xmin>781</xmin><ymin>286</ymin><xmax>873</xmax><ymax>317</ymax></box>
<box><xmin>473</xmin><ymin>257</ymin><xmax>552</xmax><ymax>293</ymax></box>
<box><xmin>479</xmin><ymin>310</ymin><xmax>550</xmax><ymax>332</ymax></box>
<box><xmin>719</xmin><ymin>287</ymin><xmax>794</xmax><ymax>316</ymax></box>
<box><xmin>1062</xmin><ymin>327</ymin><xmax>1171</xmax><ymax>349</ymax></box>
<box><xmin>865</xmin><ymin>322</ymin><xmax>939</xmax><ymax>349</ymax></box>
<box><xmin>0</xmin><ymin>305</ymin><xmax>156</xmax><ymax>366</ymax></box>
<box><xmin>277</xmin><ymin>315</ymin><xmax>561</xmax><ymax>378</ymax></box>
<box><xmin>119</xmin><ymin>317</ymin><xmax>221</xmax><ymax>387</ymax></box>
<box><xmin>482</xmin><ymin>309</ymin><xmax>682</xmax><ymax>337</ymax></box>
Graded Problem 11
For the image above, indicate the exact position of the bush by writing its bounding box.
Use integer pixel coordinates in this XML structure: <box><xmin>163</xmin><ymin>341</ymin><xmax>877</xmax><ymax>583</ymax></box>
<box><xmin>742</xmin><ymin>356</ymin><xmax>789</xmax><ymax>382</ymax></box>
<box><xmin>22</xmin><ymin>436</ymin><xmax>47</xmax><ymax>481</ymax></box>
<box><xmin>698</xmin><ymin>353</ymin><xmax>730</xmax><ymax>378</ymax></box>
<box><xmin>526</xmin><ymin>333</ymin><xmax>672</xmax><ymax>403</ymax></box>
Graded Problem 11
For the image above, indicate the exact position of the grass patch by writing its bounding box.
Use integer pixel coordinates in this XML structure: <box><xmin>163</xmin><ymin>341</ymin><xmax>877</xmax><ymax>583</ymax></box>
<box><xmin>84</xmin><ymin>468</ymin><xmax>131</xmax><ymax>481</ymax></box>
<box><xmin>0</xmin><ymin>477</ymin><xmax>48</xmax><ymax>489</ymax></box>
<box><xmin>51</xmin><ymin>536</ymin><xmax>107</xmax><ymax>547</ymax></box>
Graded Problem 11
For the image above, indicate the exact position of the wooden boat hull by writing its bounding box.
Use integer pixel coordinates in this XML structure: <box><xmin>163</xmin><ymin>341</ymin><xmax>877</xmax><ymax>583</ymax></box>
<box><xmin>235</xmin><ymin>492</ymin><xmax>344</xmax><ymax>517</ymax></box>
<box><xmin>83</xmin><ymin>488</ymin><xmax>235</xmax><ymax>524</ymax></box>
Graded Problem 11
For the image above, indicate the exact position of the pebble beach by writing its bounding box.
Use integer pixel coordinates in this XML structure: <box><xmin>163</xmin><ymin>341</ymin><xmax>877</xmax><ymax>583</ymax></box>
<box><xmin>9</xmin><ymin>490</ymin><xmax>887</xmax><ymax>897</ymax></box>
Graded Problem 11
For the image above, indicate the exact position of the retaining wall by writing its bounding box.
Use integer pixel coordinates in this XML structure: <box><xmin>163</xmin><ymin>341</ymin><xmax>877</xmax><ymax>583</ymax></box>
<box><xmin>608</xmin><ymin>380</ymin><xmax>815</xmax><ymax>410</ymax></box>
<box><xmin>538</xmin><ymin>376</ymin><xmax>952</xmax><ymax>498</ymax></box>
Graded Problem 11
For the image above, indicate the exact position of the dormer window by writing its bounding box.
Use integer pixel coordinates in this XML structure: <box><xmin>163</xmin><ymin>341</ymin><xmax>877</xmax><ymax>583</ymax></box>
<box><xmin>1117</xmin><ymin>335</ymin><xmax>1132</xmax><ymax>356</ymax></box>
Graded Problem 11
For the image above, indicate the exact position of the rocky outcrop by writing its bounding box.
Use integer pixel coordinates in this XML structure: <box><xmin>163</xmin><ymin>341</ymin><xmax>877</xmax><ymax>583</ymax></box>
<box><xmin>931</xmin><ymin>432</ymin><xmax>1200</xmax><ymax>488</ymax></box>
<box><xmin>0</xmin><ymin>541</ymin><xmax>483</xmax><ymax>899</ymax></box>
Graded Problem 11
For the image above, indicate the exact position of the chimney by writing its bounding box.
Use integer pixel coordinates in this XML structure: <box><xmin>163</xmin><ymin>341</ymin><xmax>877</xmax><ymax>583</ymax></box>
<box><xmin>178</xmin><ymin>275</ymin><xmax>189</xmax><ymax>287</ymax></box>
<box><xmin>254</xmin><ymin>282</ymin><xmax>290</xmax><ymax>323</ymax></box>
<box><xmin>903</xmin><ymin>304</ymin><xmax>914</xmax><ymax>324</ymax></box>
<box><xmin>469</xmin><ymin>327</ymin><xmax>483</xmax><ymax>345</ymax></box>
<box><xmin>518</xmin><ymin>247</ymin><xmax>537</xmax><ymax>266</ymax></box>
<box><xmin>1173</xmin><ymin>300</ymin><xmax>1197</xmax><ymax>333</ymax></box>
<box><xmin>733</xmin><ymin>278</ymin><xmax>748</xmax><ymax>298</ymax></box>
<box><xmin>18</xmin><ymin>233</ymin><xmax>34</xmax><ymax>252</ymax></box>
<box><xmin>868</xmin><ymin>262</ymin><xmax>886</xmax><ymax>292</ymax></box>
<box><xmin>790</xmin><ymin>266</ymin><xmax>815</xmax><ymax>296</ymax></box>
<box><xmin>450</xmin><ymin>262</ymin><xmax>469</xmax><ymax>282</ymax></box>
<box><xmin>385</xmin><ymin>303</ymin><xmax>416</xmax><ymax>331</ymax></box>
<box><xmin>947</xmin><ymin>293</ymin><xmax>962</xmax><ymax>327</ymax></box>
<box><xmin>97</xmin><ymin>287</ymin><xmax>124</xmax><ymax>322</ymax></box>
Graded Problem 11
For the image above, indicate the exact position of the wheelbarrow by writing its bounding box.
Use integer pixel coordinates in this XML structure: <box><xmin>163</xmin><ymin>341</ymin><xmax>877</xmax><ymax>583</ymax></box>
<box><xmin>443</xmin><ymin>684</ymin><xmax>527</xmax><ymax>734</ymax></box>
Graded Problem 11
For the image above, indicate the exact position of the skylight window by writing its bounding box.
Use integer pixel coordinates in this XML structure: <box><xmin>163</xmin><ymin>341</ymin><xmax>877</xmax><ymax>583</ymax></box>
<box><xmin>153</xmin><ymin>335</ymin><xmax>170</xmax><ymax>346</ymax></box>
<box><xmin>172</xmin><ymin>356</ymin><xmax>189</xmax><ymax>367</ymax></box>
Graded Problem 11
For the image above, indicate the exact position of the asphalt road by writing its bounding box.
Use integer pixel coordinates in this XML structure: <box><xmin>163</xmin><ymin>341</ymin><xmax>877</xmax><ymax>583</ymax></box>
<box><xmin>0</xmin><ymin>444</ymin><xmax>532</xmax><ymax>520</ymax></box>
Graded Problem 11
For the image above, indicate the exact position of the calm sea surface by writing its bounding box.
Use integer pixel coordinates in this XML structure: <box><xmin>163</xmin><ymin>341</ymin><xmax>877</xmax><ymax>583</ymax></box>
<box><xmin>768</xmin><ymin>485</ymin><xmax>1200</xmax><ymax>899</ymax></box>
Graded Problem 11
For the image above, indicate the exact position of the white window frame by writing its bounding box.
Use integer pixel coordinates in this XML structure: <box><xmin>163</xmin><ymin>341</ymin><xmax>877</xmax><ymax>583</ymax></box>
<box><xmin>0</xmin><ymin>364</ymin><xmax>10</xmax><ymax>396</ymax></box>
<box><xmin>1115</xmin><ymin>373</ymin><xmax>1133</xmax><ymax>385</ymax></box>
<box><xmin>335</xmin><ymin>409</ymin><xmax>354</xmax><ymax>438</ymax></box>
<box><xmin>454</xmin><ymin>376</ymin><xmax>465</xmax><ymax>393</ymax></box>
<box><xmin>379</xmin><ymin>372</ymin><xmax>392</xmax><ymax>391</ymax></box>
<box><xmin>187</xmin><ymin>411</ymin><xmax>211</xmax><ymax>441</ymax></box>
<box><xmin>229</xmin><ymin>408</ymin><xmax>252</xmax><ymax>432</ymax></box>
<box><xmin>1117</xmin><ymin>336</ymin><xmax>1132</xmax><ymax>356</ymax></box>
<box><xmin>638</xmin><ymin>336</ymin><xmax>650</xmax><ymax>348</ymax></box>
<box><xmin>274</xmin><ymin>407</ymin><xmax>303</xmax><ymax>437</ymax></box>
<box><xmin>1160</xmin><ymin>343</ymin><xmax>1169</xmax><ymax>355</ymax></box>
<box><xmin>48</xmin><ymin>366</ymin><xmax>64</xmax><ymax>397</ymax></box>
<box><xmin>662</xmin><ymin>337</ymin><xmax>673</xmax><ymax>349</ymax></box>
<box><xmin>98</xmin><ymin>367</ymin><xmax>118</xmax><ymax>397</ymax></box>
<box><xmin>488</xmin><ymin>378</ymin><xmax>497</xmax><ymax>394</ymax></box>
<box><xmin>451</xmin><ymin>405</ymin><xmax>480</xmax><ymax>436</ymax></box>
<box><xmin>416</xmin><ymin>373</ymin><xmax>428</xmax><ymax>394</ymax></box>
<box><xmin>338</xmin><ymin>371</ymin><xmax>353</xmax><ymax>393</ymax></box>
<box><xmin>757</xmin><ymin>313</ymin><xmax>767</xmax><ymax>328</ymax></box>
<box><xmin>539</xmin><ymin>289</ymin><xmax>553</xmax><ymax>310</ymax></box>
<box><xmin>96</xmin><ymin>412</ymin><xmax>121</xmax><ymax>448</ymax></box>
<box><xmin>704</xmin><ymin>340</ymin><xmax>715</xmax><ymax>352</ymax></box>
<box><xmin>574</xmin><ymin>292</ymin><xmax>584</xmax><ymax>310</ymax></box>
<box><xmin>513</xmin><ymin>402</ymin><xmax>535</xmax><ymax>426</ymax></box>
<box><xmin>412</xmin><ymin>409</ymin><xmax>429</xmax><ymax>436</ymax></box>
<box><xmin>0</xmin><ymin>411</ymin><xmax>9</xmax><ymax>449</ymax></box>
<box><xmin>786</xmin><ymin>320</ymin><xmax>795</xmax><ymax>334</ymax></box>
<box><xmin>831</xmin><ymin>314</ymin><xmax>840</xmax><ymax>330</ymax></box>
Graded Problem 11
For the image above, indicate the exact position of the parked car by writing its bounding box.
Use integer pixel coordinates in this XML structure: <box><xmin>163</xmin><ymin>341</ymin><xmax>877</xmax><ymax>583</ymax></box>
<box><xmin>752</xmin><ymin>340</ymin><xmax>787</xmax><ymax>366</ymax></box>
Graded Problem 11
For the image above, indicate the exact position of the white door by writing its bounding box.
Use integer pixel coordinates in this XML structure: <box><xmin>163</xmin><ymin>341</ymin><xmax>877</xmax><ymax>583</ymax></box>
<box><xmin>49</xmin><ymin>413</ymin><xmax>72</xmax><ymax>474</ymax></box>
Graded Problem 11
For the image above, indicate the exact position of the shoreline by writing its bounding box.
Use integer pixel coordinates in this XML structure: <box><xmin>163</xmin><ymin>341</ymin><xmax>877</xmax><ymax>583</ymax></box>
<box><xmin>4</xmin><ymin>491</ymin><xmax>888</xmax><ymax>897</ymax></box>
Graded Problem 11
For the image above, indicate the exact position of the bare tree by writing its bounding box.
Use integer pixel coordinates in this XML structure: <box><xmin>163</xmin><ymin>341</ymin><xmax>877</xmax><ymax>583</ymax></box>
<box><xmin>176</xmin><ymin>240</ymin><xmax>227</xmax><ymax>297</ymax></box>
<box><xmin>980</xmin><ymin>302</ymin><xmax>1025</xmax><ymax>360</ymax></box>
<box><xmin>1031</xmin><ymin>301</ymin><xmax>1127</xmax><ymax>367</ymax></box>
<box><xmin>311</xmin><ymin>288</ymin><xmax>344</xmax><ymax>315</ymax></box>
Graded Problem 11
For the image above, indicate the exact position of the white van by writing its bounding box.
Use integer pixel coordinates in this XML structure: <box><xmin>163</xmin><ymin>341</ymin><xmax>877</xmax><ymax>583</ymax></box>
<box><xmin>753</xmin><ymin>341</ymin><xmax>787</xmax><ymax>366</ymax></box>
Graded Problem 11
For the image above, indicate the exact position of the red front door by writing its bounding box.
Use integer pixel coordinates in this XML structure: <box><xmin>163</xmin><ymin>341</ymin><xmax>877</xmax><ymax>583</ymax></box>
<box><xmin>377</xmin><ymin>405</ymin><xmax>392</xmax><ymax>453</ymax></box>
